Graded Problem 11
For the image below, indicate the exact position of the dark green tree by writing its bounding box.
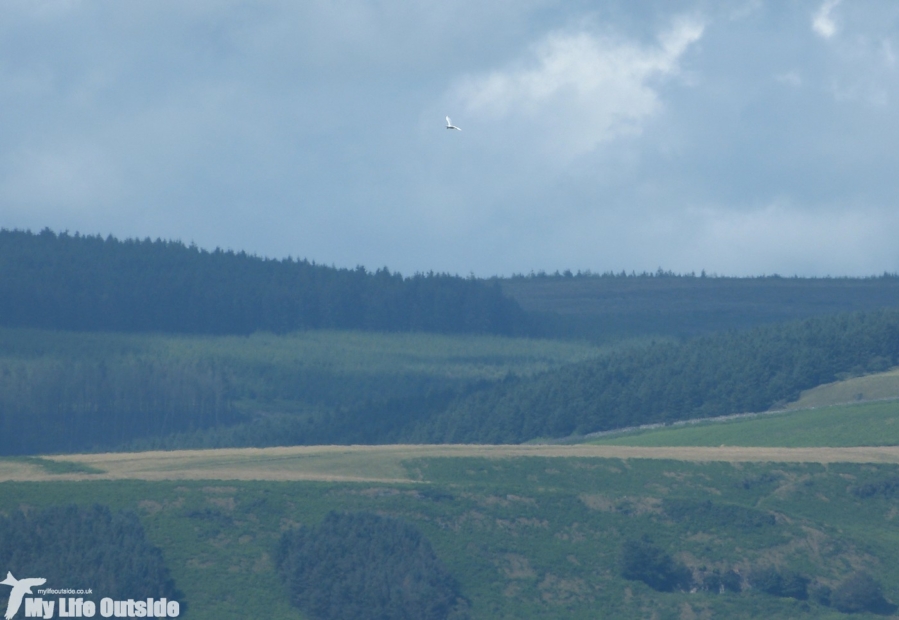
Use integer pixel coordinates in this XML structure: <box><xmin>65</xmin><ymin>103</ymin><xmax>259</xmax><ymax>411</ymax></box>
<box><xmin>0</xmin><ymin>505</ymin><xmax>179</xmax><ymax>610</ymax></box>
<box><xmin>275</xmin><ymin>511</ymin><xmax>468</xmax><ymax>620</ymax></box>
<box><xmin>831</xmin><ymin>572</ymin><xmax>893</xmax><ymax>614</ymax></box>
<box><xmin>618</xmin><ymin>539</ymin><xmax>692</xmax><ymax>592</ymax></box>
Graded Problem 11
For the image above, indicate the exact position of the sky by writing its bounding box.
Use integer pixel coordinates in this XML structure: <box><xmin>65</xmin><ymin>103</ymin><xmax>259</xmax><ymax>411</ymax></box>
<box><xmin>2</xmin><ymin>0</ymin><xmax>899</xmax><ymax>277</ymax></box>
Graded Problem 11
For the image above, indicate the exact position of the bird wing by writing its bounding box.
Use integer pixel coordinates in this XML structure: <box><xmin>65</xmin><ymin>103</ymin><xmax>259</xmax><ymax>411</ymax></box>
<box><xmin>6</xmin><ymin>589</ymin><xmax>24</xmax><ymax>620</ymax></box>
<box><xmin>446</xmin><ymin>116</ymin><xmax>451</xmax><ymax>126</ymax></box>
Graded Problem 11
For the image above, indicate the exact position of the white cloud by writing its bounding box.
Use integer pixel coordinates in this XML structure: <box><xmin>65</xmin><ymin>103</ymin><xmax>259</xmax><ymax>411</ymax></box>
<box><xmin>450</xmin><ymin>16</ymin><xmax>705</xmax><ymax>158</ymax></box>
<box><xmin>812</xmin><ymin>0</ymin><xmax>841</xmax><ymax>39</ymax></box>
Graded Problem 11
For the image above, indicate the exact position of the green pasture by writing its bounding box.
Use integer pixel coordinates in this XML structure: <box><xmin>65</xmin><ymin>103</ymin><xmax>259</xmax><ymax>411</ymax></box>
<box><xmin>592</xmin><ymin>399</ymin><xmax>899</xmax><ymax>448</ymax></box>
<box><xmin>785</xmin><ymin>367</ymin><xmax>899</xmax><ymax>410</ymax></box>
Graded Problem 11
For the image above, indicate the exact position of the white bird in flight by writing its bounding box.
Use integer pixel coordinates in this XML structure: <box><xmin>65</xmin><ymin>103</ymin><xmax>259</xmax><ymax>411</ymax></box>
<box><xmin>446</xmin><ymin>116</ymin><xmax>461</xmax><ymax>131</ymax></box>
<box><xmin>2</xmin><ymin>572</ymin><xmax>47</xmax><ymax>620</ymax></box>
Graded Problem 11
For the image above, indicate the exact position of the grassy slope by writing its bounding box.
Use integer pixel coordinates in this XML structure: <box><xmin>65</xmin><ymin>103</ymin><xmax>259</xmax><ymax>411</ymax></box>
<box><xmin>591</xmin><ymin>400</ymin><xmax>899</xmax><ymax>447</ymax></box>
<box><xmin>589</xmin><ymin>367</ymin><xmax>899</xmax><ymax>448</ymax></box>
<box><xmin>784</xmin><ymin>367</ymin><xmax>899</xmax><ymax>410</ymax></box>
<box><xmin>3</xmin><ymin>456</ymin><xmax>899</xmax><ymax>619</ymax></box>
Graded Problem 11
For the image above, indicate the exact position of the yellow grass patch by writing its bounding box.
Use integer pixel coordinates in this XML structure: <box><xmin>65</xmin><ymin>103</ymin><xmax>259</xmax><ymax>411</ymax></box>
<box><xmin>0</xmin><ymin>444</ymin><xmax>895</xmax><ymax>483</ymax></box>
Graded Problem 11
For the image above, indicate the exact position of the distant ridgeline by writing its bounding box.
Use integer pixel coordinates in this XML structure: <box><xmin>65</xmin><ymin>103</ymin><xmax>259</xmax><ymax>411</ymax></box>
<box><xmin>0</xmin><ymin>229</ymin><xmax>529</xmax><ymax>336</ymax></box>
<box><xmin>501</xmin><ymin>269</ymin><xmax>899</xmax><ymax>340</ymax></box>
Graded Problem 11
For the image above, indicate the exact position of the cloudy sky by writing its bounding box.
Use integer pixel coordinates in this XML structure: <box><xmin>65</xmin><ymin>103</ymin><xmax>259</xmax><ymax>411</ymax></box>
<box><xmin>2</xmin><ymin>0</ymin><xmax>899</xmax><ymax>276</ymax></box>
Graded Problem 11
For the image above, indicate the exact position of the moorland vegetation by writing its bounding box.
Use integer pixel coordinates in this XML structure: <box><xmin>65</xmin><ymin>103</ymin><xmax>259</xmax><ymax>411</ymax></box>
<box><xmin>1</xmin><ymin>456</ymin><xmax>898</xmax><ymax>619</ymax></box>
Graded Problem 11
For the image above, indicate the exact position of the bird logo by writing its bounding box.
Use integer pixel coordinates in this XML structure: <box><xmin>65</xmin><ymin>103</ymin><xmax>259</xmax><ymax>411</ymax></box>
<box><xmin>1</xmin><ymin>572</ymin><xmax>46</xmax><ymax>620</ymax></box>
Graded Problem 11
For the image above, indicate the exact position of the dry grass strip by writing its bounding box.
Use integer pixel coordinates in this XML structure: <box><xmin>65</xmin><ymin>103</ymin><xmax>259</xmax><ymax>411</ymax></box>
<box><xmin>1</xmin><ymin>444</ymin><xmax>897</xmax><ymax>483</ymax></box>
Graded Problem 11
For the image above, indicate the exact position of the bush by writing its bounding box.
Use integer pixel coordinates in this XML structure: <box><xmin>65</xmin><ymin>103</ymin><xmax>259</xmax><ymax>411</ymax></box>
<box><xmin>618</xmin><ymin>540</ymin><xmax>693</xmax><ymax>592</ymax></box>
<box><xmin>748</xmin><ymin>567</ymin><xmax>808</xmax><ymax>600</ymax></box>
<box><xmin>275</xmin><ymin>511</ymin><xmax>469</xmax><ymax>620</ymax></box>
<box><xmin>810</xmin><ymin>582</ymin><xmax>832</xmax><ymax>607</ymax></box>
<box><xmin>701</xmin><ymin>569</ymin><xmax>742</xmax><ymax>594</ymax></box>
<box><xmin>831</xmin><ymin>572</ymin><xmax>893</xmax><ymax>614</ymax></box>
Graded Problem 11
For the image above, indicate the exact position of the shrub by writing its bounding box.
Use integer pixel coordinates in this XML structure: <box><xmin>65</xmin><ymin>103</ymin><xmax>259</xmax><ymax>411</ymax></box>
<box><xmin>618</xmin><ymin>540</ymin><xmax>693</xmax><ymax>592</ymax></box>
<box><xmin>831</xmin><ymin>572</ymin><xmax>893</xmax><ymax>614</ymax></box>
<box><xmin>700</xmin><ymin>568</ymin><xmax>741</xmax><ymax>594</ymax></box>
<box><xmin>748</xmin><ymin>567</ymin><xmax>808</xmax><ymax>600</ymax></box>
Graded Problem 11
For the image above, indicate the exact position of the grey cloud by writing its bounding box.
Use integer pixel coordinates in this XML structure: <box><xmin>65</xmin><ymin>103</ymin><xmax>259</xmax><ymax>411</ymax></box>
<box><xmin>1</xmin><ymin>1</ymin><xmax>899</xmax><ymax>277</ymax></box>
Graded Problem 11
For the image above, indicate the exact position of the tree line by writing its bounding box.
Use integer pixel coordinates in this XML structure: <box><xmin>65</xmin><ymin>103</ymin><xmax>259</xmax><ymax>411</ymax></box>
<box><xmin>410</xmin><ymin>309</ymin><xmax>899</xmax><ymax>443</ymax></box>
<box><xmin>0</xmin><ymin>356</ymin><xmax>237</xmax><ymax>454</ymax></box>
<box><xmin>0</xmin><ymin>229</ymin><xmax>529</xmax><ymax>336</ymax></box>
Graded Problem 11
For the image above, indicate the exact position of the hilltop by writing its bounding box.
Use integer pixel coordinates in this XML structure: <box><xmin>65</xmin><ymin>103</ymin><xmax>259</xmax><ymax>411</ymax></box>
<box><xmin>501</xmin><ymin>271</ymin><xmax>899</xmax><ymax>341</ymax></box>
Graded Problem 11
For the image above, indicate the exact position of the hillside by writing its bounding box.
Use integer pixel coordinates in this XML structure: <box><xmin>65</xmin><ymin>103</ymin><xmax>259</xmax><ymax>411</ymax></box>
<box><xmin>5</xmin><ymin>308</ymin><xmax>899</xmax><ymax>453</ymax></box>
<box><xmin>414</xmin><ymin>310</ymin><xmax>899</xmax><ymax>443</ymax></box>
<box><xmin>591</xmin><ymin>400</ymin><xmax>899</xmax><ymax>448</ymax></box>
<box><xmin>0</xmin><ymin>327</ymin><xmax>602</xmax><ymax>455</ymax></box>
<box><xmin>783</xmin><ymin>367</ymin><xmax>899</xmax><ymax>410</ymax></box>
<box><xmin>3</xmin><ymin>448</ymin><xmax>899</xmax><ymax>619</ymax></box>
<box><xmin>8</xmin><ymin>229</ymin><xmax>899</xmax><ymax>344</ymax></box>
<box><xmin>0</xmin><ymin>229</ymin><xmax>529</xmax><ymax>336</ymax></box>
<box><xmin>502</xmin><ymin>272</ymin><xmax>899</xmax><ymax>340</ymax></box>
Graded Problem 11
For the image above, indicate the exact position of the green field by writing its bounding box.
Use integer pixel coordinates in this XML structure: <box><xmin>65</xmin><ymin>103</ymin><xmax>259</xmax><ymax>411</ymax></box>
<box><xmin>784</xmin><ymin>367</ymin><xmax>899</xmax><ymax>410</ymax></box>
<box><xmin>591</xmin><ymin>399</ymin><xmax>899</xmax><ymax>448</ymax></box>
<box><xmin>3</xmin><ymin>453</ymin><xmax>899</xmax><ymax>619</ymax></box>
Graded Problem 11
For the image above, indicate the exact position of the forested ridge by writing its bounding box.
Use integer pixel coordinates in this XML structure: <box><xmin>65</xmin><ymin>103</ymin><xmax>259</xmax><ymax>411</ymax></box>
<box><xmin>3</xmin><ymin>309</ymin><xmax>899</xmax><ymax>452</ymax></box>
<box><xmin>0</xmin><ymin>229</ymin><xmax>529</xmax><ymax>336</ymax></box>
<box><xmin>502</xmin><ymin>269</ymin><xmax>899</xmax><ymax>340</ymax></box>
<box><xmin>6</xmin><ymin>228</ymin><xmax>899</xmax><ymax>452</ymax></box>
<box><xmin>0</xmin><ymin>329</ymin><xmax>596</xmax><ymax>455</ymax></box>
<box><xmin>411</xmin><ymin>310</ymin><xmax>899</xmax><ymax>443</ymax></box>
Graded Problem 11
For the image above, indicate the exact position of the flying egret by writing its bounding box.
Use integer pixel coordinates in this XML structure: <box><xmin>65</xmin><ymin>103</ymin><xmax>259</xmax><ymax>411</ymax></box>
<box><xmin>2</xmin><ymin>572</ymin><xmax>47</xmax><ymax>620</ymax></box>
<box><xmin>446</xmin><ymin>116</ymin><xmax>461</xmax><ymax>131</ymax></box>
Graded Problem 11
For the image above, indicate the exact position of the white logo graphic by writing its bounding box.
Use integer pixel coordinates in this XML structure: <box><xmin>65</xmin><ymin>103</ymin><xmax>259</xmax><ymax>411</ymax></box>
<box><xmin>1</xmin><ymin>571</ymin><xmax>178</xmax><ymax>618</ymax></box>
<box><xmin>1</xmin><ymin>572</ymin><xmax>46</xmax><ymax>620</ymax></box>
